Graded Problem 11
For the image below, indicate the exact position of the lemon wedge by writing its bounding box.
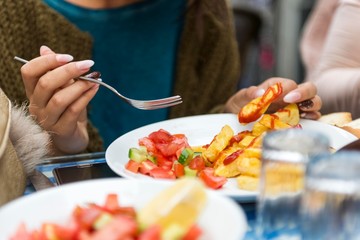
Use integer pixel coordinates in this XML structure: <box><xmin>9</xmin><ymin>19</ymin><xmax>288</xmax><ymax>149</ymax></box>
<box><xmin>138</xmin><ymin>178</ymin><xmax>207</xmax><ymax>239</ymax></box>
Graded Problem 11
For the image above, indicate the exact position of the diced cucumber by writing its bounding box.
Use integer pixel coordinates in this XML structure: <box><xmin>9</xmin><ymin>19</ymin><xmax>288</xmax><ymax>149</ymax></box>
<box><xmin>128</xmin><ymin>147</ymin><xmax>157</xmax><ymax>164</ymax></box>
<box><xmin>128</xmin><ymin>147</ymin><xmax>148</xmax><ymax>162</ymax></box>
<box><xmin>184</xmin><ymin>166</ymin><xmax>197</xmax><ymax>177</ymax></box>
<box><xmin>178</xmin><ymin>148</ymin><xmax>194</xmax><ymax>165</ymax></box>
<box><xmin>147</xmin><ymin>155</ymin><xmax>157</xmax><ymax>164</ymax></box>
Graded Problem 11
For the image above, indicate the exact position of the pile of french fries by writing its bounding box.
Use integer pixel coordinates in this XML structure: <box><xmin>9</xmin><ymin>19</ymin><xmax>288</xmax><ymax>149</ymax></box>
<box><xmin>201</xmin><ymin>83</ymin><xmax>301</xmax><ymax>191</ymax></box>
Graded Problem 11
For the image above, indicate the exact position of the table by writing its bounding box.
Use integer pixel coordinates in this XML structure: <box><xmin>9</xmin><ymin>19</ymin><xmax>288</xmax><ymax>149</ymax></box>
<box><xmin>28</xmin><ymin>152</ymin><xmax>258</xmax><ymax>239</ymax></box>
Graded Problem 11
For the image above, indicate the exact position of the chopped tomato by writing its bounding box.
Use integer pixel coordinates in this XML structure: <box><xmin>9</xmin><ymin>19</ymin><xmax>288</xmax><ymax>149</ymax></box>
<box><xmin>125</xmin><ymin>160</ymin><xmax>141</xmax><ymax>173</ymax></box>
<box><xmin>104</xmin><ymin>194</ymin><xmax>120</xmax><ymax>212</ymax></box>
<box><xmin>156</xmin><ymin>142</ymin><xmax>183</xmax><ymax>157</ymax></box>
<box><xmin>149</xmin><ymin>129</ymin><xmax>174</xmax><ymax>144</ymax></box>
<box><xmin>198</xmin><ymin>168</ymin><xmax>227</xmax><ymax>189</ymax></box>
<box><xmin>87</xmin><ymin>215</ymin><xmax>137</xmax><ymax>240</ymax></box>
<box><xmin>182</xmin><ymin>224</ymin><xmax>203</xmax><ymax>240</ymax></box>
<box><xmin>139</xmin><ymin>137</ymin><xmax>158</xmax><ymax>154</ymax></box>
<box><xmin>73</xmin><ymin>206</ymin><xmax>102</xmax><ymax>230</ymax></box>
<box><xmin>149</xmin><ymin>168</ymin><xmax>176</xmax><ymax>179</ymax></box>
<box><xmin>112</xmin><ymin>207</ymin><xmax>136</xmax><ymax>219</ymax></box>
<box><xmin>155</xmin><ymin>132</ymin><xmax>189</xmax><ymax>157</ymax></box>
<box><xmin>10</xmin><ymin>223</ymin><xmax>32</xmax><ymax>240</ymax></box>
<box><xmin>153</xmin><ymin>152</ymin><xmax>173</xmax><ymax>170</ymax></box>
<box><xmin>138</xmin><ymin>225</ymin><xmax>162</xmax><ymax>240</ymax></box>
<box><xmin>41</xmin><ymin>223</ymin><xmax>78</xmax><ymax>240</ymax></box>
<box><xmin>139</xmin><ymin>160</ymin><xmax>158</xmax><ymax>175</ymax></box>
<box><xmin>188</xmin><ymin>156</ymin><xmax>205</xmax><ymax>171</ymax></box>
<box><xmin>173</xmin><ymin>162</ymin><xmax>185</xmax><ymax>178</ymax></box>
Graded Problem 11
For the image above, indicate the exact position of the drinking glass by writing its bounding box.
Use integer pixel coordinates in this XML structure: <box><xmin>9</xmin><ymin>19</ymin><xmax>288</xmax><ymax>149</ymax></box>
<box><xmin>256</xmin><ymin>129</ymin><xmax>330</xmax><ymax>239</ymax></box>
<box><xmin>301</xmin><ymin>151</ymin><xmax>360</xmax><ymax>240</ymax></box>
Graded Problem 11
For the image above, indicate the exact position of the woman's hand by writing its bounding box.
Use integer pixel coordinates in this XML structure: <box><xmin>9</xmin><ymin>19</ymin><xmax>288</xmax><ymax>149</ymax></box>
<box><xmin>20</xmin><ymin>46</ymin><xmax>99</xmax><ymax>154</ymax></box>
<box><xmin>224</xmin><ymin>77</ymin><xmax>322</xmax><ymax>120</ymax></box>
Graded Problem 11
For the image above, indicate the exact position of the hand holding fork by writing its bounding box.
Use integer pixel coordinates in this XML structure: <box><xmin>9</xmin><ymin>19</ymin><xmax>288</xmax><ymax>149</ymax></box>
<box><xmin>15</xmin><ymin>57</ymin><xmax>182</xmax><ymax>110</ymax></box>
<box><xmin>15</xmin><ymin>46</ymin><xmax>182</xmax><ymax>155</ymax></box>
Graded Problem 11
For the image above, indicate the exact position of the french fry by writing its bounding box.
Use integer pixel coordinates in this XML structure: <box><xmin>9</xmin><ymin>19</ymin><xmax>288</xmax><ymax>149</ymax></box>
<box><xmin>273</xmin><ymin>103</ymin><xmax>300</xmax><ymax>126</ymax></box>
<box><xmin>237</xmin><ymin>175</ymin><xmax>259</xmax><ymax>191</ymax></box>
<box><xmin>259</xmin><ymin>114</ymin><xmax>292</xmax><ymax>130</ymax></box>
<box><xmin>202</xmin><ymin>125</ymin><xmax>234</xmax><ymax>164</ymax></box>
<box><xmin>238</xmin><ymin>82</ymin><xmax>282</xmax><ymax>124</ymax></box>
<box><xmin>252</xmin><ymin>122</ymin><xmax>269</xmax><ymax>137</ymax></box>
<box><xmin>214</xmin><ymin>148</ymin><xmax>261</xmax><ymax>177</ymax></box>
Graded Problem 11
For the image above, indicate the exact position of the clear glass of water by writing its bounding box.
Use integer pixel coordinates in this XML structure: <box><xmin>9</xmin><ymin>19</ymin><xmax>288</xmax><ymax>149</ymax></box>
<box><xmin>301</xmin><ymin>151</ymin><xmax>360</xmax><ymax>240</ymax></box>
<box><xmin>256</xmin><ymin>129</ymin><xmax>330</xmax><ymax>239</ymax></box>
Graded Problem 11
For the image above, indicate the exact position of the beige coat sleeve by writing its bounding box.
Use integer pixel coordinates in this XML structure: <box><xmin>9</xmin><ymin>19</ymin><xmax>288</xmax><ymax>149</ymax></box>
<box><xmin>0</xmin><ymin>88</ymin><xmax>53</xmax><ymax>206</ymax></box>
<box><xmin>0</xmin><ymin>89</ymin><xmax>26</xmax><ymax>206</ymax></box>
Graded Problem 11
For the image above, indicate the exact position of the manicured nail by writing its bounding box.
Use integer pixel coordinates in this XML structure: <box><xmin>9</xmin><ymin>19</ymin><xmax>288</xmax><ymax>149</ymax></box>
<box><xmin>298</xmin><ymin>99</ymin><xmax>314</xmax><ymax>109</ymax></box>
<box><xmin>40</xmin><ymin>45</ymin><xmax>52</xmax><ymax>54</ymax></box>
<box><xmin>76</xmin><ymin>60</ymin><xmax>94</xmax><ymax>70</ymax></box>
<box><xmin>85</xmin><ymin>71</ymin><xmax>102</xmax><ymax>79</ymax></box>
<box><xmin>56</xmin><ymin>54</ymin><xmax>74</xmax><ymax>63</ymax></box>
<box><xmin>254</xmin><ymin>89</ymin><xmax>265</xmax><ymax>97</ymax></box>
<box><xmin>283</xmin><ymin>92</ymin><xmax>301</xmax><ymax>103</ymax></box>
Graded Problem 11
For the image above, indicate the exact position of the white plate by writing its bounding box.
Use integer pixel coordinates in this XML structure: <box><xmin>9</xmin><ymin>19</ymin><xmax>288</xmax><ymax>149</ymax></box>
<box><xmin>106</xmin><ymin>114</ymin><xmax>357</xmax><ymax>202</ymax></box>
<box><xmin>0</xmin><ymin>178</ymin><xmax>247</xmax><ymax>240</ymax></box>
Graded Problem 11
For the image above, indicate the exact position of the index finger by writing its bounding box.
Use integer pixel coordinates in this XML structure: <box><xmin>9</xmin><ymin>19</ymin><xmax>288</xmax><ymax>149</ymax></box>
<box><xmin>283</xmin><ymin>82</ymin><xmax>317</xmax><ymax>103</ymax></box>
<box><xmin>20</xmin><ymin>53</ymin><xmax>74</xmax><ymax>96</ymax></box>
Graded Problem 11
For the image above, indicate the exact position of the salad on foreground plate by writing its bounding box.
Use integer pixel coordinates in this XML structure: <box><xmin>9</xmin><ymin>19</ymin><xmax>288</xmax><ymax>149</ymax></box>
<box><xmin>10</xmin><ymin>179</ymin><xmax>206</xmax><ymax>240</ymax></box>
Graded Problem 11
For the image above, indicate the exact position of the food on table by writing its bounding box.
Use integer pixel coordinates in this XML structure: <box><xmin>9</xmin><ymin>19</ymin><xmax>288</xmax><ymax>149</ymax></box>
<box><xmin>125</xmin><ymin>128</ymin><xmax>228</xmax><ymax>189</ymax></box>
<box><xmin>318</xmin><ymin>111</ymin><xmax>360</xmax><ymax>138</ymax></box>
<box><xmin>216</xmin><ymin>102</ymin><xmax>300</xmax><ymax>191</ymax></box>
<box><xmin>238</xmin><ymin>82</ymin><xmax>282</xmax><ymax>124</ymax></box>
<box><xmin>202</xmin><ymin>125</ymin><xmax>234</xmax><ymax>165</ymax></box>
<box><xmin>126</xmin><ymin>83</ymin><xmax>302</xmax><ymax>191</ymax></box>
<box><xmin>138</xmin><ymin>178</ymin><xmax>206</xmax><ymax>239</ymax></box>
<box><xmin>318</xmin><ymin>112</ymin><xmax>353</xmax><ymax>127</ymax></box>
<box><xmin>11</xmin><ymin>179</ymin><xmax>204</xmax><ymax>240</ymax></box>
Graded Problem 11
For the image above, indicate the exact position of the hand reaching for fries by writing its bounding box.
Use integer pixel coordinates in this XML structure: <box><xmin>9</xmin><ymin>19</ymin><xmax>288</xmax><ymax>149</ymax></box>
<box><xmin>204</xmin><ymin>82</ymin><xmax>307</xmax><ymax>191</ymax></box>
<box><xmin>224</xmin><ymin>77</ymin><xmax>322</xmax><ymax>120</ymax></box>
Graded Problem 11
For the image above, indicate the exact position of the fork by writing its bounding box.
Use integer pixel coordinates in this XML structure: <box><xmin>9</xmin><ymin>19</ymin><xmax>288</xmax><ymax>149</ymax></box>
<box><xmin>14</xmin><ymin>56</ymin><xmax>182</xmax><ymax>110</ymax></box>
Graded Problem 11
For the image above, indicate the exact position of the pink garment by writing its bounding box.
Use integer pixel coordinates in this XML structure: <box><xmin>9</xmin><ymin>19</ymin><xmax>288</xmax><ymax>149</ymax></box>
<box><xmin>301</xmin><ymin>0</ymin><xmax>360</xmax><ymax>118</ymax></box>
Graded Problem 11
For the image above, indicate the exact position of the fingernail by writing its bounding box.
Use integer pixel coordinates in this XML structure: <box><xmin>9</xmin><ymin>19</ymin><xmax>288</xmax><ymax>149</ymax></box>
<box><xmin>56</xmin><ymin>54</ymin><xmax>74</xmax><ymax>63</ymax></box>
<box><xmin>300</xmin><ymin>112</ymin><xmax>307</xmax><ymax>118</ymax></box>
<box><xmin>40</xmin><ymin>45</ymin><xmax>52</xmax><ymax>53</ymax></box>
<box><xmin>283</xmin><ymin>92</ymin><xmax>301</xmax><ymax>103</ymax></box>
<box><xmin>298</xmin><ymin>99</ymin><xmax>314</xmax><ymax>109</ymax></box>
<box><xmin>85</xmin><ymin>71</ymin><xmax>101</xmax><ymax>79</ymax></box>
<box><xmin>254</xmin><ymin>89</ymin><xmax>265</xmax><ymax>98</ymax></box>
<box><xmin>76</xmin><ymin>60</ymin><xmax>94</xmax><ymax>70</ymax></box>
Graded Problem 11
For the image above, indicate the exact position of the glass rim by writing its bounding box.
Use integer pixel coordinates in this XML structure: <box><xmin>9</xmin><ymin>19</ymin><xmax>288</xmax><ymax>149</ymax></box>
<box><xmin>307</xmin><ymin>150</ymin><xmax>360</xmax><ymax>179</ymax></box>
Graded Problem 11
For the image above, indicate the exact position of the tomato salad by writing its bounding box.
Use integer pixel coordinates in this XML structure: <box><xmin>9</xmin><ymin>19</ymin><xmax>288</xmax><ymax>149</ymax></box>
<box><xmin>125</xmin><ymin>129</ymin><xmax>227</xmax><ymax>189</ymax></box>
<box><xmin>11</xmin><ymin>193</ymin><xmax>202</xmax><ymax>240</ymax></box>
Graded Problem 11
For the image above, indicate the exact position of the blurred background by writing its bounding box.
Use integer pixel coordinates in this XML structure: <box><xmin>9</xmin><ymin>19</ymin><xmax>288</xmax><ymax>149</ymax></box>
<box><xmin>230</xmin><ymin>0</ymin><xmax>315</xmax><ymax>89</ymax></box>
